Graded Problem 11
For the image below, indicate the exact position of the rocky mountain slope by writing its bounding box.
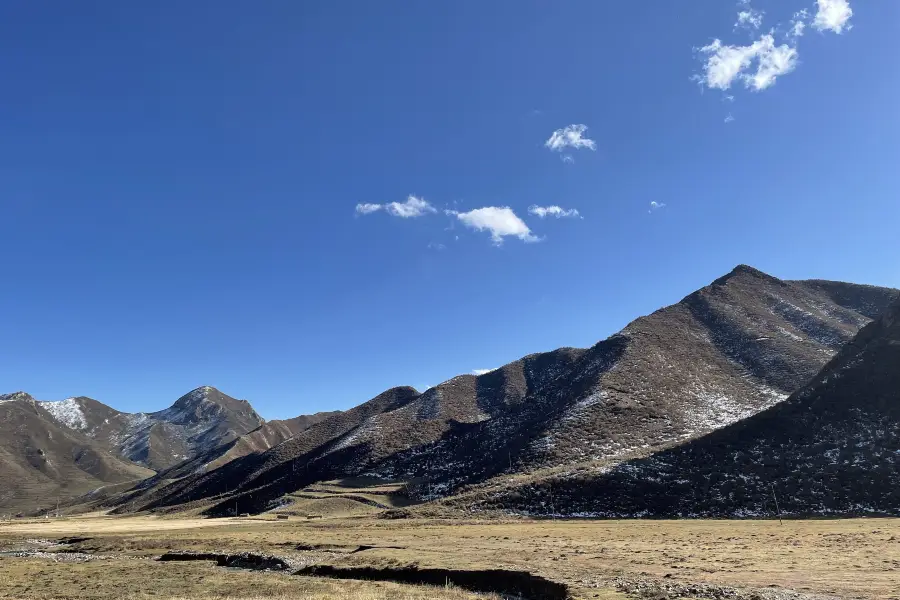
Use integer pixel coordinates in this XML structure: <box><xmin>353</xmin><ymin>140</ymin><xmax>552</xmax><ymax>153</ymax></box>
<box><xmin>125</xmin><ymin>266</ymin><xmax>898</xmax><ymax>516</ymax></box>
<box><xmin>27</xmin><ymin>386</ymin><xmax>265</xmax><ymax>471</ymax></box>
<box><xmin>477</xmin><ymin>296</ymin><xmax>900</xmax><ymax>517</ymax></box>
<box><xmin>0</xmin><ymin>393</ymin><xmax>154</xmax><ymax>513</ymax></box>
<box><xmin>120</xmin><ymin>409</ymin><xmax>342</xmax><ymax>491</ymax></box>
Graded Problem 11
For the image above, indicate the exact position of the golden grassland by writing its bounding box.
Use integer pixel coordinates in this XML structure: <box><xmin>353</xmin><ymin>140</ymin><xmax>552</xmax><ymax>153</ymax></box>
<box><xmin>0</xmin><ymin>558</ymin><xmax>497</xmax><ymax>600</ymax></box>
<box><xmin>1</xmin><ymin>514</ymin><xmax>899</xmax><ymax>599</ymax></box>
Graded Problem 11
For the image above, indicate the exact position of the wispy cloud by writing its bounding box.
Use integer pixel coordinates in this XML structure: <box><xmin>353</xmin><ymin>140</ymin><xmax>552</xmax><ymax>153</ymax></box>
<box><xmin>697</xmin><ymin>35</ymin><xmax>798</xmax><ymax>91</ymax></box>
<box><xmin>472</xmin><ymin>368</ymin><xmax>498</xmax><ymax>376</ymax></box>
<box><xmin>789</xmin><ymin>9</ymin><xmax>809</xmax><ymax>39</ymax></box>
<box><xmin>736</xmin><ymin>8</ymin><xmax>764</xmax><ymax>30</ymax></box>
<box><xmin>385</xmin><ymin>195</ymin><xmax>436</xmax><ymax>218</ymax></box>
<box><xmin>446</xmin><ymin>206</ymin><xmax>539</xmax><ymax>245</ymax></box>
<box><xmin>724</xmin><ymin>113</ymin><xmax>735</xmax><ymax>123</ymax></box>
<box><xmin>694</xmin><ymin>1</ymin><xmax>851</xmax><ymax>97</ymax></box>
<box><xmin>355</xmin><ymin>195</ymin><xmax>437</xmax><ymax>218</ymax></box>
<box><xmin>427</xmin><ymin>241</ymin><xmax>446</xmax><ymax>251</ymax></box>
<box><xmin>355</xmin><ymin>203</ymin><xmax>383</xmax><ymax>215</ymax></box>
<box><xmin>528</xmin><ymin>205</ymin><xmax>581</xmax><ymax>219</ymax></box>
<box><xmin>649</xmin><ymin>201</ymin><xmax>667</xmax><ymax>213</ymax></box>
<box><xmin>545</xmin><ymin>124</ymin><xmax>596</xmax><ymax>153</ymax></box>
<box><xmin>814</xmin><ymin>0</ymin><xmax>852</xmax><ymax>33</ymax></box>
<box><xmin>561</xmin><ymin>154</ymin><xmax>575</xmax><ymax>164</ymax></box>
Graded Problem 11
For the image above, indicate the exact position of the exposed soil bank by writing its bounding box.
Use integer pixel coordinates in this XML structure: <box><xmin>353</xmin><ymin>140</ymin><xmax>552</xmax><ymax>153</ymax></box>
<box><xmin>157</xmin><ymin>551</ymin><xmax>290</xmax><ymax>571</ymax></box>
<box><xmin>295</xmin><ymin>564</ymin><xmax>570</xmax><ymax>600</ymax></box>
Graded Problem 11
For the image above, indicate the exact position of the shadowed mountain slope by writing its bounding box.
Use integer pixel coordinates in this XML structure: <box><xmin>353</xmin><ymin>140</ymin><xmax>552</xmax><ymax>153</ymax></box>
<box><xmin>476</xmin><ymin>296</ymin><xmax>900</xmax><ymax>517</ymax></box>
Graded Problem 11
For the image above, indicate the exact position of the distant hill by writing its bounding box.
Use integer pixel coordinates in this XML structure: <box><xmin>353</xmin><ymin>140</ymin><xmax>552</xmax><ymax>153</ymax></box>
<box><xmin>120</xmin><ymin>266</ymin><xmax>898</xmax><ymax>516</ymax></box>
<box><xmin>0</xmin><ymin>386</ymin><xmax>274</xmax><ymax>511</ymax></box>
<box><xmin>29</xmin><ymin>386</ymin><xmax>265</xmax><ymax>471</ymax></box>
<box><xmin>476</xmin><ymin>296</ymin><xmax>900</xmax><ymax>517</ymax></box>
<box><xmin>0</xmin><ymin>393</ymin><xmax>154</xmax><ymax>514</ymax></box>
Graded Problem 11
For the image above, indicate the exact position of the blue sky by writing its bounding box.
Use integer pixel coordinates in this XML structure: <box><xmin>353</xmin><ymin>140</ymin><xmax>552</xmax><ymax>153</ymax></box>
<box><xmin>1</xmin><ymin>1</ymin><xmax>898</xmax><ymax>419</ymax></box>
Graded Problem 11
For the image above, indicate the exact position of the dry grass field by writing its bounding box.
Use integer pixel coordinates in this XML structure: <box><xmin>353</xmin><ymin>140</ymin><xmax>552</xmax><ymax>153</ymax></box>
<box><xmin>1</xmin><ymin>514</ymin><xmax>898</xmax><ymax>600</ymax></box>
<box><xmin>0</xmin><ymin>558</ymin><xmax>498</xmax><ymax>600</ymax></box>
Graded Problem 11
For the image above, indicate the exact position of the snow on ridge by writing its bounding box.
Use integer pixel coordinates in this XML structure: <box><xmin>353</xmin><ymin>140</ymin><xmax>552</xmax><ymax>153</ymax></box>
<box><xmin>41</xmin><ymin>397</ymin><xmax>88</xmax><ymax>430</ymax></box>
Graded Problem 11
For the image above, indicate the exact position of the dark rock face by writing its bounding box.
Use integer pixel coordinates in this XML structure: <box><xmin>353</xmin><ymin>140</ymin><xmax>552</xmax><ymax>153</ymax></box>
<box><xmin>126</xmin><ymin>266</ymin><xmax>898</xmax><ymax>516</ymax></box>
<box><xmin>482</xmin><ymin>298</ymin><xmax>900</xmax><ymax>517</ymax></box>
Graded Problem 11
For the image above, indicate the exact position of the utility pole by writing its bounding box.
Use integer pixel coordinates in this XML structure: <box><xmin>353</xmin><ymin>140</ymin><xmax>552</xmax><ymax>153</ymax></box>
<box><xmin>770</xmin><ymin>483</ymin><xmax>783</xmax><ymax>525</ymax></box>
<box><xmin>548</xmin><ymin>482</ymin><xmax>555</xmax><ymax>516</ymax></box>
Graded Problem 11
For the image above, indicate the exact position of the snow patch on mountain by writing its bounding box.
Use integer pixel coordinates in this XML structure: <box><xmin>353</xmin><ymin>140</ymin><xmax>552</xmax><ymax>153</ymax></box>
<box><xmin>41</xmin><ymin>398</ymin><xmax>88</xmax><ymax>430</ymax></box>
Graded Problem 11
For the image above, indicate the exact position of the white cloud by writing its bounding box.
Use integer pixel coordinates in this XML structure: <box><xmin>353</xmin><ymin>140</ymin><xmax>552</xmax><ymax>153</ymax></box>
<box><xmin>545</xmin><ymin>124</ymin><xmax>596</xmax><ymax>152</ymax></box>
<box><xmin>814</xmin><ymin>0</ymin><xmax>852</xmax><ymax>33</ymax></box>
<box><xmin>649</xmin><ymin>201</ymin><xmax>667</xmax><ymax>213</ymax></box>
<box><xmin>447</xmin><ymin>206</ymin><xmax>540</xmax><ymax>245</ymax></box>
<box><xmin>561</xmin><ymin>154</ymin><xmax>574</xmax><ymax>164</ymax></box>
<box><xmin>385</xmin><ymin>195</ymin><xmax>436</xmax><ymax>218</ymax></box>
<box><xmin>736</xmin><ymin>8</ymin><xmax>764</xmax><ymax>30</ymax></box>
<box><xmin>427</xmin><ymin>241</ymin><xmax>446</xmax><ymax>251</ymax></box>
<box><xmin>789</xmin><ymin>9</ymin><xmax>809</xmax><ymax>39</ymax></box>
<box><xmin>356</xmin><ymin>195</ymin><xmax>436</xmax><ymax>218</ymax></box>
<box><xmin>747</xmin><ymin>40</ymin><xmax>798</xmax><ymax>91</ymax></box>
<box><xmin>724</xmin><ymin>113</ymin><xmax>735</xmax><ymax>123</ymax></box>
<box><xmin>472</xmin><ymin>368</ymin><xmax>498</xmax><ymax>376</ymax></box>
<box><xmin>528</xmin><ymin>205</ymin><xmax>581</xmax><ymax>219</ymax></box>
<box><xmin>697</xmin><ymin>38</ymin><xmax>762</xmax><ymax>90</ymax></box>
<box><xmin>355</xmin><ymin>203</ymin><xmax>383</xmax><ymax>215</ymax></box>
<box><xmin>697</xmin><ymin>34</ymin><xmax>798</xmax><ymax>91</ymax></box>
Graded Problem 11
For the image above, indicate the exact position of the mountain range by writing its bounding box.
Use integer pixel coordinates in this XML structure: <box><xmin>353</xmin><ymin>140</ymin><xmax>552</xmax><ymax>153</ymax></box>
<box><xmin>2</xmin><ymin>265</ymin><xmax>897</xmax><ymax>518</ymax></box>
<box><xmin>101</xmin><ymin>265</ymin><xmax>899</xmax><ymax>517</ymax></box>
<box><xmin>0</xmin><ymin>386</ymin><xmax>330</xmax><ymax>513</ymax></box>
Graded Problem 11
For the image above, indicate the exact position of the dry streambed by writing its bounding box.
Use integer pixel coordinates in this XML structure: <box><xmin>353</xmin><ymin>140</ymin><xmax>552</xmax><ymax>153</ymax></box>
<box><xmin>157</xmin><ymin>551</ymin><xmax>569</xmax><ymax>600</ymax></box>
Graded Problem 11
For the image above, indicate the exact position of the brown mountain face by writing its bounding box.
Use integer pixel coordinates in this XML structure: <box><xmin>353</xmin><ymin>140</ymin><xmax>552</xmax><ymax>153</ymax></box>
<box><xmin>0</xmin><ymin>393</ymin><xmax>153</xmax><ymax>514</ymax></box>
<box><xmin>126</xmin><ymin>386</ymin><xmax>266</xmax><ymax>471</ymax></box>
<box><xmin>125</xmin><ymin>386</ymin><xmax>420</xmax><ymax>512</ymax></box>
<box><xmin>125</xmin><ymin>266</ymin><xmax>898</xmax><ymax>517</ymax></box>
<box><xmin>30</xmin><ymin>386</ymin><xmax>267</xmax><ymax>472</ymax></box>
<box><xmin>209</xmin><ymin>411</ymin><xmax>341</xmax><ymax>470</ymax></box>
<box><xmin>479</xmin><ymin>296</ymin><xmax>900</xmax><ymax>517</ymax></box>
<box><xmin>119</xmin><ymin>409</ymin><xmax>342</xmax><ymax>497</ymax></box>
<box><xmin>1</xmin><ymin>386</ymin><xmax>271</xmax><ymax>512</ymax></box>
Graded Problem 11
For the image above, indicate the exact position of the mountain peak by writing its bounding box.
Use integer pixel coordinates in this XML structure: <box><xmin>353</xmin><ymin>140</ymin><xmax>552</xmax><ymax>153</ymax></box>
<box><xmin>157</xmin><ymin>385</ymin><xmax>263</xmax><ymax>431</ymax></box>
<box><xmin>185</xmin><ymin>385</ymin><xmax>218</xmax><ymax>399</ymax></box>
<box><xmin>707</xmin><ymin>263</ymin><xmax>785</xmax><ymax>288</ymax></box>
<box><xmin>0</xmin><ymin>391</ymin><xmax>34</xmax><ymax>403</ymax></box>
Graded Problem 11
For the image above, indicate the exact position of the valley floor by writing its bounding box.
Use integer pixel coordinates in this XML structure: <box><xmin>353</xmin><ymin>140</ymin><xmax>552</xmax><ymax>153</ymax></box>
<box><xmin>0</xmin><ymin>514</ymin><xmax>898</xmax><ymax>600</ymax></box>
